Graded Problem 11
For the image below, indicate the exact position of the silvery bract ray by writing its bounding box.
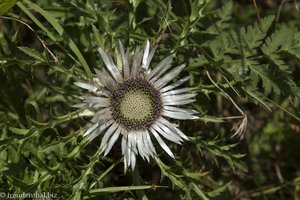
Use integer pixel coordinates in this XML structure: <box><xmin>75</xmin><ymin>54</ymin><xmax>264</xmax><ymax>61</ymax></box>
<box><xmin>74</xmin><ymin>40</ymin><xmax>199</xmax><ymax>171</ymax></box>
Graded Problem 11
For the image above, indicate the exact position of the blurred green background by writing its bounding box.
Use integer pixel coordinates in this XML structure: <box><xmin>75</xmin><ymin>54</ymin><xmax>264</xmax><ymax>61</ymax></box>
<box><xmin>0</xmin><ymin>0</ymin><xmax>300</xmax><ymax>199</ymax></box>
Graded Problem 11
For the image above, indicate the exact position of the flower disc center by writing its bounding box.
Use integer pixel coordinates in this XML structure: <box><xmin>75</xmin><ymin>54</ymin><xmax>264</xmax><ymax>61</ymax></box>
<box><xmin>110</xmin><ymin>78</ymin><xmax>162</xmax><ymax>131</ymax></box>
<box><xmin>119</xmin><ymin>89</ymin><xmax>153</xmax><ymax>122</ymax></box>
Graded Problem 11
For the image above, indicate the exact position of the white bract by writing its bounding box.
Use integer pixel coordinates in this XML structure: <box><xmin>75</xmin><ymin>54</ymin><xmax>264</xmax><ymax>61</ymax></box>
<box><xmin>74</xmin><ymin>40</ymin><xmax>199</xmax><ymax>170</ymax></box>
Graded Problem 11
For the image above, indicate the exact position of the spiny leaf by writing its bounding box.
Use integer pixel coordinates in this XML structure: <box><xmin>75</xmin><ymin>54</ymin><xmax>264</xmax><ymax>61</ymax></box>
<box><xmin>208</xmin><ymin>181</ymin><xmax>231</xmax><ymax>197</ymax></box>
<box><xmin>155</xmin><ymin>156</ymin><xmax>187</xmax><ymax>189</ymax></box>
<box><xmin>190</xmin><ymin>183</ymin><xmax>209</xmax><ymax>200</ymax></box>
<box><xmin>18</xmin><ymin>46</ymin><xmax>47</xmax><ymax>62</ymax></box>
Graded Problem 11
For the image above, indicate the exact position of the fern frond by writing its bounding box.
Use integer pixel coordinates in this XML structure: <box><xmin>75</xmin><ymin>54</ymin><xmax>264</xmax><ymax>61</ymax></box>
<box><xmin>288</xmin><ymin>46</ymin><xmax>300</xmax><ymax>60</ymax></box>
<box><xmin>261</xmin><ymin>28</ymin><xmax>293</xmax><ymax>55</ymax></box>
<box><xmin>215</xmin><ymin>1</ymin><xmax>233</xmax><ymax>31</ymax></box>
<box><xmin>268</xmin><ymin>53</ymin><xmax>290</xmax><ymax>73</ymax></box>
<box><xmin>261</xmin><ymin>28</ymin><xmax>296</xmax><ymax>73</ymax></box>
<box><xmin>286</xmin><ymin>32</ymin><xmax>300</xmax><ymax>60</ymax></box>
<box><xmin>206</xmin><ymin>1</ymin><xmax>233</xmax><ymax>33</ymax></box>
<box><xmin>250</xmin><ymin>63</ymin><xmax>281</xmax><ymax>94</ymax></box>
<box><xmin>240</xmin><ymin>16</ymin><xmax>274</xmax><ymax>56</ymax></box>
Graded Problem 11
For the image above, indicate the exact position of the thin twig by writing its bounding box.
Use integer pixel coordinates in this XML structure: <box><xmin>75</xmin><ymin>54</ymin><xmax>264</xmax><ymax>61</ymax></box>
<box><xmin>222</xmin><ymin>74</ymin><xmax>240</xmax><ymax>97</ymax></box>
<box><xmin>206</xmin><ymin>71</ymin><xmax>244</xmax><ymax>115</ymax></box>
<box><xmin>206</xmin><ymin>71</ymin><xmax>247</xmax><ymax>139</ymax></box>
<box><xmin>244</xmin><ymin>176</ymin><xmax>300</xmax><ymax>198</ymax></box>
<box><xmin>218</xmin><ymin>116</ymin><xmax>245</xmax><ymax>120</ymax></box>
<box><xmin>0</xmin><ymin>15</ymin><xmax>59</xmax><ymax>64</ymax></box>
<box><xmin>294</xmin><ymin>0</ymin><xmax>299</xmax><ymax>11</ymax></box>
<box><xmin>275</xmin><ymin>0</ymin><xmax>287</xmax><ymax>25</ymax></box>
<box><xmin>252</xmin><ymin>0</ymin><xmax>264</xmax><ymax>32</ymax></box>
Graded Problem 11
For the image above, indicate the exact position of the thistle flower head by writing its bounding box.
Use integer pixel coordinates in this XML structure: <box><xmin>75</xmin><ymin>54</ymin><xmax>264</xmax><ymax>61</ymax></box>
<box><xmin>74</xmin><ymin>40</ymin><xmax>199</xmax><ymax>170</ymax></box>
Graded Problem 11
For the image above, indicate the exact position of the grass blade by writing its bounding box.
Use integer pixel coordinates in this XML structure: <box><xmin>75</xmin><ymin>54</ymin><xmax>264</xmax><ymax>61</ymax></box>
<box><xmin>20</xmin><ymin>0</ymin><xmax>92</xmax><ymax>76</ymax></box>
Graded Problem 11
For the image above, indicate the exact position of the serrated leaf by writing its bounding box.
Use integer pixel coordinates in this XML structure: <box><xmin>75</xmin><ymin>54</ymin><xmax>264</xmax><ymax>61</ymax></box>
<box><xmin>261</xmin><ymin>28</ymin><xmax>293</xmax><ymax>55</ymax></box>
<box><xmin>268</xmin><ymin>53</ymin><xmax>290</xmax><ymax>73</ymax></box>
<box><xmin>250</xmin><ymin>63</ymin><xmax>281</xmax><ymax>94</ymax></box>
<box><xmin>214</xmin><ymin>1</ymin><xmax>233</xmax><ymax>30</ymax></box>
<box><xmin>261</xmin><ymin>27</ymin><xmax>295</xmax><ymax>74</ymax></box>
<box><xmin>288</xmin><ymin>46</ymin><xmax>300</xmax><ymax>60</ymax></box>
<box><xmin>240</xmin><ymin>15</ymin><xmax>274</xmax><ymax>56</ymax></box>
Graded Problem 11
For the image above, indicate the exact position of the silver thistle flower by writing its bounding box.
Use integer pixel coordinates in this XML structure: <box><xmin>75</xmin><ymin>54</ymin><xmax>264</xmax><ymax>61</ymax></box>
<box><xmin>74</xmin><ymin>40</ymin><xmax>199</xmax><ymax>170</ymax></box>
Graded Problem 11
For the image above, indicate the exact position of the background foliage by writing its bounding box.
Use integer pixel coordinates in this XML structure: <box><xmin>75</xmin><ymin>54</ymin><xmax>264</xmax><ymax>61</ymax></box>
<box><xmin>0</xmin><ymin>0</ymin><xmax>300</xmax><ymax>199</ymax></box>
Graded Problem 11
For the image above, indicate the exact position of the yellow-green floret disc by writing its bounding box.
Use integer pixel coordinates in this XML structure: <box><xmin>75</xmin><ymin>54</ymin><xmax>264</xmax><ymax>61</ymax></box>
<box><xmin>119</xmin><ymin>89</ymin><xmax>153</xmax><ymax>123</ymax></box>
<box><xmin>110</xmin><ymin>78</ymin><xmax>162</xmax><ymax>130</ymax></box>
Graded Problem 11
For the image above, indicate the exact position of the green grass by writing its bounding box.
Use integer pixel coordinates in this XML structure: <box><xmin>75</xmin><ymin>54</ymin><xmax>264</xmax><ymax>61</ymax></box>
<box><xmin>0</xmin><ymin>0</ymin><xmax>300</xmax><ymax>199</ymax></box>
